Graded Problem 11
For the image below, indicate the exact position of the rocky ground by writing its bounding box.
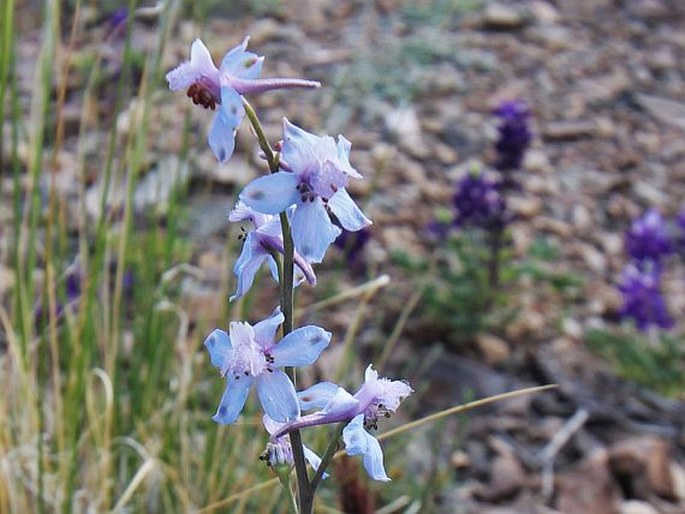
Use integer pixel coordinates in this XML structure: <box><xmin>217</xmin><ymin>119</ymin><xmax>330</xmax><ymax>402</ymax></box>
<box><xmin>4</xmin><ymin>0</ymin><xmax>685</xmax><ymax>512</ymax></box>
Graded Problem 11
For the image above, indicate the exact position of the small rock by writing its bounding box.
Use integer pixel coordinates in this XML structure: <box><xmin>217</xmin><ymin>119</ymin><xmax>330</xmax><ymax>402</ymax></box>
<box><xmin>572</xmin><ymin>204</ymin><xmax>593</xmax><ymax>232</ymax></box>
<box><xmin>476</xmin><ymin>333</ymin><xmax>510</xmax><ymax>365</ymax></box>
<box><xmin>510</xmin><ymin>196</ymin><xmax>542</xmax><ymax>219</ymax></box>
<box><xmin>525</xmin><ymin>149</ymin><xmax>553</xmax><ymax>174</ymax></box>
<box><xmin>483</xmin><ymin>3</ymin><xmax>527</xmax><ymax>30</ymax></box>
<box><xmin>561</xmin><ymin>317</ymin><xmax>584</xmax><ymax>340</ymax></box>
<box><xmin>451</xmin><ymin>450</ymin><xmax>471</xmax><ymax>470</ymax></box>
<box><xmin>556</xmin><ymin>449</ymin><xmax>622</xmax><ymax>514</ymax></box>
<box><xmin>384</xmin><ymin>106</ymin><xmax>429</xmax><ymax>159</ymax></box>
<box><xmin>432</xmin><ymin>140</ymin><xmax>460</xmax><ymax>165</ymax></box>
<box><xmin>620</xmin><ymin>501</ymin><xmax>659</xmax><ymax>514</ymax></box>
<box><xmin>474</xmin><ymin>452</ymin><xmax>525</xmax><ymax>502</ymax></box>
<box><xmin>530</xmin><ymin>0</ymin><xmax>561</xmax><ymax>24</ymax></box>
<box><xmin>535</xmin><ymin>217</ymin><xmax>573</xmax><ymax>238</ymax></box>
<box><xmin>671</xmin><ymin>462</ymin><xmax>685</xmax><ymax>501</ymax></box>
<box><xmin>542</xmin><ymin>120</ymin><xmax>596</xmax><ymax>141</ymax></box>
<box><xmin>610</xmin><ymin>436</ymin><xmax>677</xmax><ymax>501</ymax></box>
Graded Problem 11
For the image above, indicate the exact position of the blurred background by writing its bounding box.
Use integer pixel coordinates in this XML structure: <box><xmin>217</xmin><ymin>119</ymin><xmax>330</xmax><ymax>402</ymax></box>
<box><xmin>1</xmin><ymin>0</ymin><xmax>684</xmax><ymax>512</ymax></box>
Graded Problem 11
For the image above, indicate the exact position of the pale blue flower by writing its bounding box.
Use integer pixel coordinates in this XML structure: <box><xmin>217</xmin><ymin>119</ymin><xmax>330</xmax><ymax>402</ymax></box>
<box><xmin>204</xmin><ymin>310</ymin><xmax>331</xmax><ymax>424</ymax></box>
<box><xmin>229</xmin><ymin>201</ymin><xmax>316</xmax><ymax>301</ymax></box>
<box><xmin>166</xmin><ymin>38</ymin><xmax>320</xmax><ymax>164</ymax></box>
<box><xmin>240</xmin><ymin>119</ymin><xmax>372</xmax><ymax>263</ymax></box>
<box><xmin>273</xmin><ymin>365</ymin><xmax>412</xmax><ymax>481</ymax></box>
<box><xmin>262</xmin><ymin>415</ymin><xmax>328</xmax><ymax>478</ymax></box>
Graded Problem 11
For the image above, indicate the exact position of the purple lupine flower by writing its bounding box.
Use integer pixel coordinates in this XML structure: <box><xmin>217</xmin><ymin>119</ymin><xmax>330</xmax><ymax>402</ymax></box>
<box><xmin>261</xmin><ymin>415</ymin><xmax>327</xmax><ymax>478</ymax></box>
<box><xmin>204</xmin><ymin>309</ymin><xmax>331</xmax><ymax>424</ymax></box>
<box><xmin>166</xmin><ymin>38</ymin><xmax>320</xmax><ymax>164</ymax></box>
<box><xmin>618</xmin><ymin>264</ymin><xmax>673</xmax><ymax>331</ymax></box>
<box><xmin>493</xmin><ymin>99</ymin><xmax>531</xmax><ymax>173</ymax></box>
<box><xmin>453</xmin><ymin>172</ymin><xmax>507</xmax><ymax>231</ymax></box>
<box><xmin>273</xmin><ymin>365</ymin><xmax>412</xmax><ymax>481</ymax></box>
<box><xmin>229</xmin><ymin>201</ymin><xmax>316</xmax><ymax>301</ymax></box>
<box><xmin>240</xmin><ymin>119</ymin><xmax>372</xmax><ymax>263</ymax></box>
<box><xmin>625</xmin><ymin>209</ymin><xmax>673</xmax><ymax>267</ymax></box>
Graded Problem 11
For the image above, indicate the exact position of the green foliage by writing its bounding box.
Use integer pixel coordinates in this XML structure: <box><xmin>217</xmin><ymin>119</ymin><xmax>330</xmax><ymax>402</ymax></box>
<box><xmin>401</xmin><ymin>0</ymin><xmax>485</xmax><ymax>27</ymax></box>
<box><xmin>587</xmin><ymin>329</ymin><xmax>685</xmax><ymax>397</ymax></box>
<box><xmin>394</xmin><ymin>232</ymin><xmax>581</xmax><ymax>344</ymax></box>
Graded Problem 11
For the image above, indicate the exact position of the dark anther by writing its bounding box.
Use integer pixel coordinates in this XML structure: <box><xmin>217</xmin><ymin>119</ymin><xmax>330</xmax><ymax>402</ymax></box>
<box><xmin>244</xmin><ymin>370</ymin><xmax>250</xmax><ymax>376</ymax></box>
<box><xmin>186</xmin><ymin>83</ymin><xmax>219</xmax><ymax>111</ymax></box>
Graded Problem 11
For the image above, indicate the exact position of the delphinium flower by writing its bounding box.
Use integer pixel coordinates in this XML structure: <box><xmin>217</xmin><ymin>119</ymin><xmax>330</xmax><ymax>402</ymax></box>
<box><xmin>204</xmin><ymin>309</ymin><xmax>331</xmax><ymax>424</ymax></box>
<box><xmin>273</xmin><ymin>365</ymin><xmax>413</xmax><ymax>481</ymax></box>
<box><xmin>166</xmin><ymin>38</ymin><xmax>321</xmax><ymax>163</ymax></box>
<box><xmin>618</xmin><ymin>264</ymin><xmax>673</xmax><ymax>331</ymax></box>
<box><xmin>452</xmin><ymin>171</ymin><xmax>508</xmax><ymax>232</ymax></box>
<box><xmin>493</xmin><ymin>99</ymin><xmax>531</xmax><ymax>179</ymax></box>
<box><xmin>625</xmin><ymin>209</ymin><xmax>674</xmax><ymax>268</ymax></box>
<box><xmin>229</xmin><ymin>201</ymin><xmax>316</xmax><ymax>300</ymax></box>
<box><xmin>240</xmin><ymin>119</ymin><xmax>372</xmax><ymax>263</ymax></box>
<box><xmin>260</xmin><ymin>415</ymin><xmax>326</xmax><ymax>478</ymax></box>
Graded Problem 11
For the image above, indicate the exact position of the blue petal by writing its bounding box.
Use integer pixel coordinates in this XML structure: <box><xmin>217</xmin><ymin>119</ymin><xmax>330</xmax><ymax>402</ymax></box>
<box><xmin>220</xmin><ymin>37</ymin><xmax>263</xmax><ymax>80</ymax></box>
<box><xmin>342</xmin><ymin>414</ymin><xmax>390</xmax><ymax>482</ymax></box>
<box><xmin>253</xmin><ymin>309</ymin><xmax>284</xmax><ymax>349</ymax></box>
<box><xmin>291</xmin><ymin>198</ymin><xmax>341</xmax><ymax>263</ymax></box>
<box><xmin>297</xmin><ymin>382</ymin><xmax>340</xmax><ymax>411</ymax></box>
<box><xmin>328</xmin><ymin>188</ymin><xmax>371</xmax><ymax>231</ymax></box>
<box><xmin>321</xmin><ymin>387</ymin><xmax>359</xmax><ymax>417</ymax></box>
<box><xmin>208</xmin><ymin>87</ymin><xmax>244</xmax><ymax>163</ymax></box>
<box><xmin>256</xmin><ymin>369</ymin><xmax>300</xmax><ymax>422</ymax></box>
<box><xmin>204</xmin><ymin>329</ymin><xmax>232</xmax><ymax>369</ymax></box>
<box><xmin>230</xmin><ymin>234</ymin><xmax>269</xmax><ymax>301</ymax></box>
<box><xmin>267</xmin><ymin>255</ymin><xmax>280</xmax><ymax>282</ymax></box>
<box><xmin>212</xmin><ymin>375</ymin><xmax>254</xmax><ymax>424</ymax></box>
<box><xmin>281</xmin><ymin>118</ymin><xmax>323</xmax><ymax>172</ymax></box>
<box><xmin>240</xmin><ymin>172</ymin><xmax>301</xmax><ymax>215</ymax></box>
<box><xmin>303</xmin><ymin>445</ymin><xmax>329</xmax><ymax>479</ymax></box>
<box><xmin>271</xmin><ymin>325</ymin><xmax>331</xmax><ymax>367</ymax></box>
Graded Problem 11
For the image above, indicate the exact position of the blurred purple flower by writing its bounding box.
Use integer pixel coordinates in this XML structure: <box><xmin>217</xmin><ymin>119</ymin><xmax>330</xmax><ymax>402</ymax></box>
<box><xmin>625</xmin><ymin>209</ymin><xmax>673</xmax><ymax>267</ymax></box>
<box><xmin>229</xmin><ymin>201</ymin><xmax>316</xmax><ymax>301</ymax></box>
<box><xmin>426</xmin><ymin>219</ymin><xmax>452</xmax><ymax>241</ymax></box>
<box><xmin>493</xmin><ymin>99</ymin><xmax>531</xmax><ymax>173</ymax></box>
<box><xmin>333</xmin><ymin>225</ymin><xmax>371</xmax><ymax>266</ymax></box>
<box><xmin>108</xmin><ymin>8</ymin><xmax>128</xmax><ymax>31</ymax></box>
<box><xmin>618</xmin><ymin>264</ymin><xmax>673</xmax><ymax>331</ymax></box>
<box><xmin>204</xmin><ymin>309</ymin><xmax>331</xmax><ymax>424</ymax></box>
<box><xmin>166</xmin><ymin>38</ymin><xmax>320</xmax><ymax>164</ymax></box>
<box><xmin>453</xmin><ymin>172</ymin><xmax>508</xmax><ymax>232</ymax></box>
<box><xmin>240</xmin><ymin>119</ymin><xmax>371</xmax><ymax>263</ymax></box>
<box><xmin>273</xmin><ymin>365</ymin><xmax>412</xmax><ymax>481</ymax></box>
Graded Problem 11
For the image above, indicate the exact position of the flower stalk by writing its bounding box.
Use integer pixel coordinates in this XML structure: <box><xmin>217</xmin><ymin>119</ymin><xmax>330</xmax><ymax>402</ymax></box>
<box><xmin>244</xmin><ymin>98</ymin><xmax>313</xmax><ymax>512</ymax></box>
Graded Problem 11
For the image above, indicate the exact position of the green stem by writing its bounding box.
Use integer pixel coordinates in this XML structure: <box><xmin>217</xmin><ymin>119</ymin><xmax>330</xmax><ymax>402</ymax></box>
<box><xmin>243</xmin><ymin>98</ymin><xmax>312</xmax><ymax>512</ymax></box>
<box><xmin>243</xmin><ymin>98</ymin><xmax>279</xmax><ymax>172</ymax></box>
<box><xmin>309</xmin><ymin>422</ymin><xmax>345</xmax><ymax>492</ymax></box>
<box><xmin>278</xmin><ymin>473</ymin><xmax>299</xmax><ymax>514</ymax></box>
